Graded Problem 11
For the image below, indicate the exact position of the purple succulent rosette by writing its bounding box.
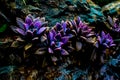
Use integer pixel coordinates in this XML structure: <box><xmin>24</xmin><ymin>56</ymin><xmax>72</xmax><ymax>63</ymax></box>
<box><xmin>11</xmin><ymin>14</ymin><xmax>48</xmax><ymax>41</ymax></box>
<box><xmin>108</xmin><ymin>16</ymin><xmax>120</xmax><ymax>32</ymax></box>
<box><xmin>47</xmin><ymin>22</ymin><xmax>72</xmax><ymax>55</ymax></box>
<box><xmin>71</xmin><ymin>16</ymin><xmax>95</xmax><ymax>43</ymax></box>
<box><xmin>97</xmin><ymin>31</ymin><xmax>116</xmax><ymax>48</ymax></box>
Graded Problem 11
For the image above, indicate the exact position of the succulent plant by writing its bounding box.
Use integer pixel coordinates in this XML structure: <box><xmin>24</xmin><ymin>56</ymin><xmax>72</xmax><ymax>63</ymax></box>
<box><xmin>11</xmin><ymin>14</ymin><xmax>48</xmax><ymax>42</ymax></box>
<box><xmin>71</xmin><ymin>16</ymin><xmax>95</xmax><ymax>42</ymax></box>
<box><xmin>107</xmin><ymin>16</ymin><xmax>120</xmax><ymax>32</ymax></box>
<box><xmin>47</xmin><ymin>22</ymin><xmax>71</xmax><ymax>55</ymax></box>
<box><xmin>97</xmin><ymin>31</ymin><xmax>116</xmax><ymax>48</ymax></box>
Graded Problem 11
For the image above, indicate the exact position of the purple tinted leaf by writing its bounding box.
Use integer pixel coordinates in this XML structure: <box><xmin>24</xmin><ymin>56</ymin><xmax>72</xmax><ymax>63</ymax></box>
<box><xmin>55</xmin><ymin>47</ymin><xmax>62</xmax><ymax>51</ymax></box>
<box><xmin>61</xmin><ymin>49</ymin><xmax>69</xmax><ymax>55</ymax></box>
<box><xmin>23</xmin><ymin>23</ymin><xmax>29</xmax><ymax>31</ymax></box>
<box><xmin>76</xmin><ymin>16</ymin><xmax>81</xmax><ymax>25</ymax></box>
<box><xmin>62</xmin><ymin>22</ymin><xmax>67</xmax><ymax>32</ymax></box>
<box><xmin>110</xmin><ymin>44</ymin><xmax>116</xmax><ymax>47</ymax></box>
<box><xmin>55</xmin><ymin>23</ymin><xmax>62</xmax><ymax>31</ymax></box>
<box><xmin>49</xmin><ymin>31</ymin><xmax>54</xmax><ymax>42</ymax></box>
<box><xmin>98</xmin><ymin>36</ymin><xmax>102</xmax><ymax>44</ymax></box>
<box><xmin>25</xmin><ymin>14</ymin><xmax>33</xmax><ymax>26</ymax></box>
<box><xmin>101</xmin><ymin>31</ymin><xmax>105</xmax><ymax>38</ymax></box>
<box><xmin>51</xmin><ymin>41</ymin><xmax>55</xmax><ymax>46</ymax></box>
<box><xmin>16</xmin><ymin>18</ymin><xmax>26</xmax><ymax>30</ymax></box>
<box><xmin>15</xmin><ymin>28</ymin><xmax>25</xmax><ymax>36</ymax></box>
<box><xmin>55</xmin><ymin>33</ymin><xmax>61</xmax><ymax>40</ymax></box>
<box><xmin>103</xmin><ymin>43</ymin><xmax>109</xmax><ymax>48</ymax></box>
<box><xmin>71</xmin><ymin>20</ymin><xmax>77</xmax><ymax>28</ymax></box>
<box><xmin>37</xmin><ymin>27</ymin><xmax>46</xmax><ymax>34</ymax></box>
<box><xmin>33</xmin><ymin>20</ymin><xmax>42</xmax><ymax>29</ymax></box>
<box><xmin>61</xmin><ymin>36</ymin><xmax>69</xmax><ymax>44</ymax></box>
<box><xmin>48</xmin><ymin>47</ymin><xmax>54</xmax><ymax>53</ymax></box>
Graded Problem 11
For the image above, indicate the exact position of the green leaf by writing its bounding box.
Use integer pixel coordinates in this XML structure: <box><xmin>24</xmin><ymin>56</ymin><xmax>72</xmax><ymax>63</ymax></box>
<box><xmin>11</xmin><ymin>41</ymin><xmax>20</xmax><ymax>48</ymax></box>
<box><xmin>24</xmin><ymin>43</ymin><xmax>32</xmax><ymax>50</ymax></box>
<box><xmin>0</xmin><ymin>24</ymin><xmax>7</xmax><ymax>32</ymax></box>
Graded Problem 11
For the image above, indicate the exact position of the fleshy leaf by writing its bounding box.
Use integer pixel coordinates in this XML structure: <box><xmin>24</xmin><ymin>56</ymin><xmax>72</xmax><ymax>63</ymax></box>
<box><xmin>35</xmin><ymin>48</ymin><xmax>46</xmax><ymax>55</ymax></box>
<box><xmin>61</xmin><ymin>49</ymin><xmax>69</xmax><ymax>55</ymax></box>
<box><xmin>37</xmin><ymin>27</ymin><xmax>46</xmax><ymax>34</ymax></box>
<box><xmin>108</xmin><ymin>16</ymin><xmax>114</xmax><ymax>26</ymax></box>
<box><xmin>48</xmin><ymin>47</ymin><xmax>54</xmax><ymax>54</ymax></box>
<box><xmin>76</xmin><ymin>41</ymin><xmax>82</xmax><ymax>51</ymax></box>
<box><xmin>40</xmin><ymin>35</ymin><xmax>47</xmax><ymax>42</ymax></box>
<box><xmin>51</xmin><ymin>56</ymin><xmax>58</xmax><ymax>62</ymax></box>
<box><xmin>32</xmin><ymin>37</ymin><xmax>39</xmax><ymax>41</ymax></box>
<box><xmin>24</xmin><ymin>43</ymin><xmax>32</xmax><ymax>50</ymax></box>
<box><xmin>16</xmin><ymin>28</ymin><xmax>25</xmax><ymax>36</ymax></box>
<box><xmin>49</xmin><ymin>31</ymin><xmax>54</xmax><ymax>42</ymax></box>
<box><xmin>0</xmin><ymin>24</ymin><xmax>7</xmax><ymax>32</ymax></box>
<box><xmin>61</xmin><ymin>36</ymin><xmax>69</xmax><ymax>44</ymax></box>
<box><xmin>16</xmin><ymin>37</ymin><xmax>24</xmax><ymax>42</ymax></box>
<box><xmin>33</xmin><ymin>20</ymin><xmax>42</xmax><ymax>29</ymax></box>
<box><xmin>11</xmin><ymin>41</ymin><xmax>20</xmax><ymax>48</ymax></box>
<box><xmin>25</xmin><ymin>14</ymin><xmax>33</xmax><ymax>26</ymax></box>
<box><xmin>62</xmin><ymin>22</ymin><xmax>67</xmax><ymax>32</ymax></box>
<box><xmin>75</xmin><ymin>16</ymin><xmax>81</xmax><ymax>25</ymax></box>
<box><xmin>16</xmin><ymin>18</ymin><xmax>26</xmax><ymax>30</ymax></box>
<box><xmin>55</xmin><ymin>23</ymin><xmax>62</xmax><ymax>31</ymax></box>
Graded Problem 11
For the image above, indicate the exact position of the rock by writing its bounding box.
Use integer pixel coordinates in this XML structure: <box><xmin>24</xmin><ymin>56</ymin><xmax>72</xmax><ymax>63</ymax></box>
<box><xmin>102</xmin><ymin>1</ymin><xmax>120</xmax><ymax>16</ymax></box>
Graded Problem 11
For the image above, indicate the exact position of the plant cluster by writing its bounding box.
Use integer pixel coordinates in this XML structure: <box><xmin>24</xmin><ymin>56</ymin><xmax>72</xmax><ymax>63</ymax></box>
<box><xmin>0</xmin><ymin>14</ymin><xmax>120</xmax><ymax>79</ymax></box>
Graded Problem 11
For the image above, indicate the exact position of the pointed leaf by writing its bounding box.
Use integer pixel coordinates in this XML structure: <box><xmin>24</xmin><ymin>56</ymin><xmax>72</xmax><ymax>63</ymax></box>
<box><xmin>16</xmin><ymin>37</ymin><xmax>24</xmax><ymax>42</ymax></box>
<box><xmin>51</xmin><ymin>56</ymin><xmax>58</xmax><ymax>62</ymax></box>
<box><xmin>76</xmin><ymin>16</ymin><xmax>81</xmax><ymax>25</ymax></box>
<box><xmin>61</xmin><ymin>49</ymin><xmax>69</xmax><ymax>55</ymax></box>
<box><xmin>16</xmin><ymin>18</ymin><xmax>26</xmax><ymax>30</ymax></box>
<box><xmin>33</xmin><ymin>20</ymin><xmax>42</xmax><ymax>29</ymax></box>
<box><xmin>49</xmin><ymin>31</ymin><xmax>54</xmax><ymax>42</ymax></box>
<box><xmin>40</xmin><ymin>35</ymin><xmax>47</xmax><ymax>42</ymax></box>
<box><xmin>61</xmin><ymin>36</ymin><xmax>69</xmax><ymax>44</ymax></box>
<box><xmin>32</xmin><ymin>37</ymin><xmax>39</xmax><ymax>41</ymax></box>
<box><xmin>0</xmin><ymin>24</ymin><xmax>7</xmax><ymax>32</ymax></box>
<box><xmin>48</xmin><ymin>47</ymin><xmax>54</xmax><ymax>54</ymax></box>
<box><xmin>62</xmin><ymin>22</ymin><xmax>67</xmax><ymax>32</ymax></box>
<box><xmin>16</xmin><ymin>28</ymin><xmax>25</xmax><ymax>36</ymax></box>
<box><xmin>76</xmin><ymin>41</ymin><xmax>82</xmax><ymax>51</ymax></box>
<box><xmin>35</xmin><ymin>48</ymin><xmax>46</xmax><ymax>55</ymax></box>
<box><xmin>25</xmin><ymin>14</ymin><xmax>33</xmax><ymax>26</ymax></box>
<box><xmin>24</xmin><ymin>43</ymin><xmax>32</xmax><ymax>50</ymax></box>
<box><xmin>55</xmin><ymin>23</ymin><xmax>62</xmax><ymax>31</ymax></box>
<box><xmin>37</xmin><ymin>27</ymin><xmax>46</xmax><ymax>34</ymax></box>
<box><xmin>55</xmin><ymin>47</ymin><xmax>62</xmax><ymax>51</ymax></box>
